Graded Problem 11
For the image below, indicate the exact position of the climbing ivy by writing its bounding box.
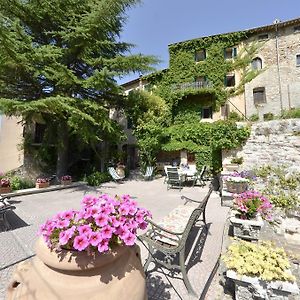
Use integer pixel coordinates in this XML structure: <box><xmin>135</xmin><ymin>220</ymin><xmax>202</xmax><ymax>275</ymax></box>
<box><xmin>128</xmin><ymin>31</ymin><xmax>258</xmax><ymax>171</ymax></box>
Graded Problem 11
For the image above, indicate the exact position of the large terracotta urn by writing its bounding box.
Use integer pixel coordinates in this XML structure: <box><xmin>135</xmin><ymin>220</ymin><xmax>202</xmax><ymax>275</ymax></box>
<box><xmin>7</xmin><ymin>237</ymin><xmax>147</xmax><ymax>300</ymax></box>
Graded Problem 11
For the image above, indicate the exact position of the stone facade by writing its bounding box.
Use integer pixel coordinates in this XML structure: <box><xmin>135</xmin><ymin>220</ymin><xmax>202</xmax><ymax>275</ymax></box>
<box><xmin>223</xmin><ymin>119</ymin><xmax>300</xmax><ymax>173</ymax></box>
<box><xmin>244</xmin><ymin>25</ymin><xmax>300</xmax><ymax>118</ymax></box>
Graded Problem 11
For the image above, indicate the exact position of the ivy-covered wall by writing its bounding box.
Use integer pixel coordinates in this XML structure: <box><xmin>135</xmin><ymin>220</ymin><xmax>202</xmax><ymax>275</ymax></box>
<box><xmin>127</xmin><ymin>31</ymin><xmax>258</xmax><ymax>171</ymax></box>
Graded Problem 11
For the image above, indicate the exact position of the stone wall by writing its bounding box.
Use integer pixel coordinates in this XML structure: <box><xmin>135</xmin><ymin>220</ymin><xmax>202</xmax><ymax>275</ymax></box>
<box><xmin>222</xmin><ymin>119</ymin><xmax>300</xmax><ymax>173</ymax></box>
<box><xmin>244</xmin><ymin>25</ymin><xmax>300</xmax><ymax>118</ymax></box>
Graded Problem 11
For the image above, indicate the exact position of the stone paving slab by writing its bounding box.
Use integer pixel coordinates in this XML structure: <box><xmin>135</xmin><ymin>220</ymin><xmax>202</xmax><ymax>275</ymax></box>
<box><xmin>0</xmin><ymin>178</ymin><xmax>228</xmax><ymax>300</ymax></box>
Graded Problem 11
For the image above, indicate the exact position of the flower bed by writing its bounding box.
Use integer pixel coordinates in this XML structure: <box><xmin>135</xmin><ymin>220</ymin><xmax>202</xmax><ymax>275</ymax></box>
<box><xmin>223</xmin><ymin>241</ymin><xmax>299</xmax><ymax>300</ymax></box>
<box><xmin>36</xmin><ymin>178</ymin><xmax>50</xmax><ymax>189</ymax></box>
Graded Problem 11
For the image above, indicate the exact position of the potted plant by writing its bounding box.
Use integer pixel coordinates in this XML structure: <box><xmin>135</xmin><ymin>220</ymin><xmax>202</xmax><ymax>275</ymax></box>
<box><xmin>61</xmin><ymin>175</ymin><xmax>72</xmax><ymax>185</ymax></box>
<box><xmin>7</xmin><ymin>194</ymin><xmax>151</xmax><ymax>300</ymax></box>
<box><xmin>0</xmin><ymin>178</ymin><xmax>11</xmax><ymax>194</ymax></box>
<box><xmin>223</xmin><ymin>240</ymin><xmax>299</xmax><ymax>300</ymax></box>
<box><xmin>35</xmin><ymin>178</ymin><xmax>50</xmax><ymax>189</ymax></box>
<box><xmin>225</xmin><ymin>176</ymin><xmax>249</xmax><ymax>194</ymax></box>
<box><xmin>230</xmin><ymin>190</ymin><xmax>273</xmax><ymax>240</ymax></box>
<box><xmin>224</xmin><ymin>156</ymin><xmax>244</xmax><ymax>172</ymax></box>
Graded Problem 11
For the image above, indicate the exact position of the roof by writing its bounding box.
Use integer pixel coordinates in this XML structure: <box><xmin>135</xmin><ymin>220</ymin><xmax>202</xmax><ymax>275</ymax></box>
<box><xmin>169</xmin><ymin>17</ymin><xmax>300</xmax><ymax>47</ymax></box>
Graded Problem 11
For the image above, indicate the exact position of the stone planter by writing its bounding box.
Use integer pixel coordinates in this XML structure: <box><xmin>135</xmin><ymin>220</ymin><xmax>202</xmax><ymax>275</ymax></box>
<box><xmin>226</xmin><ymin>270</ymin><xmax>299</xmax><ymax>300</ymax></box>
<box><xmin>224</xmin><ymin>164</ymin><xmax>240</xmax><ymax>172</ymax></box>
<box><xmin>225</xmin><ymin>181</ymin><xmax>248</xmax><ymax>194</ymax></box>
<box><xmin>7</xmin><ymin>237</ymin><xmax>147</xmax><ymax>300</ymax></box>
<box><xmin>230</xmin><ymin>210</ymin><xmax>264</xmax><ymax>240</ymax></box>
<box><xmin>61</xmin><ymin>180</ymin><xmax>72</xmax><ymax>185</ymax></box>
<box><xmin>35</xmin><ymin>182</ymin><xmax>50</xmax><ymax>189</ymax></box>
<box><xmin>0</xmin><ymin>186</ymin><xmax>12</xmax><ymax>194</ymax></box>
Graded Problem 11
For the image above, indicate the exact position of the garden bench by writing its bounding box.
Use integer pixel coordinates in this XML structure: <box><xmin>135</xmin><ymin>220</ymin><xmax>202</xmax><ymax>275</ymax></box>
<box><xmin>0</xmin><ymin>196</ymin><xmax>15</xmax><ymax>231</ymax></box>
<box><xmin>139</xmin><ymin>187</ymin><xmax>213</xmax><ymax>295</ymax></box>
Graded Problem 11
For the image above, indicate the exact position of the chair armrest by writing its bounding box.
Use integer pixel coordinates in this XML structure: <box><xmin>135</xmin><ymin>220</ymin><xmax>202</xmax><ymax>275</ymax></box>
<box><xmin>146</xmin><ymin>219</ymin><xmax>184</xmax><ymax>236</ymax></box>
<box><xmin>181</xmin><ymin>195</ymin><xmax>202</xmax><ymax>204</ymax></box>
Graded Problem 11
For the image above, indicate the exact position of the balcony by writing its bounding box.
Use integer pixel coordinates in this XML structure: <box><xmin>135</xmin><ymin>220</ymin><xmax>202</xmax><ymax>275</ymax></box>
<box><xmin>171</xmin><ymin>80</ymin><xmax>213</xmax><ymax>92</ymax></box>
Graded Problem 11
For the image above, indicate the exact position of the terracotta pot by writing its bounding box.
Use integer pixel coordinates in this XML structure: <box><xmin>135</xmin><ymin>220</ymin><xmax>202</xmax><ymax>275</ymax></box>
<box><xmin>35</xmin><ymin>182</ymin><xmax>50</xmax><ymax>189</ymax></box>
<box><xmin>0</xmin><ymin>186</ymin><xmax>12</xmax><ymax>194</ymax></box>
<box><xmin>61</xmin><ymin>180</ymin><xmax>72</xmax><ymax>185</ymax></box>
<box><xmin>7</xmin><ymin>237</ymin><xmax>147</xmax><ymax>300</ymax></box>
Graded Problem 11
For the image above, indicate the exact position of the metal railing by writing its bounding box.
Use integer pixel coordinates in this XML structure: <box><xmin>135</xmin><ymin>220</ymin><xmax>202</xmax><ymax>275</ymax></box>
<box><xmin>171</xmin><ymin>81</ymin><xmax>213</xmax><ymax>91</ymax></box>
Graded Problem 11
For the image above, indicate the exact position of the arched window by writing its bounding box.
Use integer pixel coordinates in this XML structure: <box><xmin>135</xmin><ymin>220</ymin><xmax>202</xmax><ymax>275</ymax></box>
<box><xmin>251</xmin><ymin>57</ymin><xmax>263</xmax><ymax>70</ymax></box>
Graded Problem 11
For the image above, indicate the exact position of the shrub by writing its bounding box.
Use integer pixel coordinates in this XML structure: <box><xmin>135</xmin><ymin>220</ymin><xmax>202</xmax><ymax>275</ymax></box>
<box><xmin>86</xmin><ymin>171</ymin><xmax>111</xmax><ymax>186</ymax></box>
<box><xmin>263</xmin><ymin>112</ymin><xmax>274</xmax><ymax>121</ymax></box>
<box><xmin>228</xmin><ymin>111</ymin><xmax>243</xmax><ymax>122</ymax></box>
<box><xmin>10</xmin><ymin>176</ymin><xmax>35</xmax><ymax>191</ymax></box>
<box><xmin>249</xmin><ymin>114</ymin><xmax>259</xmax><ymax>122</ymax></box>
<box><xmin>281</xmin><ymin>108</ymin><xmax>300</xmax><ymax>119</ymax></box>
<box><xmin>231</xmin><ymin>156</ymin><xmax>244</xmax><ymax>165</ymax></box>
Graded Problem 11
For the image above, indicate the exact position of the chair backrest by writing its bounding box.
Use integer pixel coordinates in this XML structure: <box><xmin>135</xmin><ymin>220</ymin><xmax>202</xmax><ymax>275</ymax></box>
<box><xmin>167</xmin><ymin>170</ymin><xmax>180</xmax><ymax>182</ymax></box>
<box><xmin>177</xmin><ymin>187</ymin><xmax>213</xmax><ymax>248</ymax></box>
<box><xmin>199</xmin><ymin>165</ymin><xmax>207</xmax><ymax>177</ymax></box>
<box><xmin>145</xmin><ymin>166</ymin><xmax>154</xmax><ymax>177</ymax></box>
<box><xmin>108</xmin><ymin>167</ymin><xmax>121</xmax><ymax>179</ymax></box>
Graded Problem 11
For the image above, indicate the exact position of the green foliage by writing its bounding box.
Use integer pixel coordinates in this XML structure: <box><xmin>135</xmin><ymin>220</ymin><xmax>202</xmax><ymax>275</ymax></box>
<box><xmin>10</xmin><ymin>176</ymin><xmax>35</xmax><ymax>191</ymax></box>
<box><xmin>280</xmin><ymin>108</ymin><xmax>300</xmax><ymax>119</ymax></box>
<box><xmin>222</xmin><ymin>240</ymin><xmax>295</xmax><ymax>282</ymax></box>
<box><xmin>254</xmin><ymin>165</ymin><xmax>300</xmax><ymax>210</ymax></box>
<box><xmin>85</xmin><ymin>171</ymin><xmax>110</xmax><ymax>186</ymax></box>
<box><xmin>231</xmin><ymin>156</ymin><xmax>244</xmax><ymax>165</ymax></box>
<box><xmin>263</xmin><ymin>113</ymin><xmax>275</xmax><ymax>121</ymax></box>
<box><xmin>0</xmin><ymin>0</ymin><xmax>157</xmax><ymax>175</ymax></box>
<box><xmin>228</xmin><ymin>111</ymin><xmax>243</xmax><ymax>121</ymax></box>
<box><xmin>249</xmin><ymin>114</ymin><xmax>259</xmax><ymax>122</ymax></box>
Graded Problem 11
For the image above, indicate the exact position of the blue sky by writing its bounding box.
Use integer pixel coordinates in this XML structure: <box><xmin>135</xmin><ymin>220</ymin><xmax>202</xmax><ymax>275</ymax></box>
<box><xmin>119</xmin><ymin>0</ymin><xmax>299</xmax><ymax>84</ymax></box>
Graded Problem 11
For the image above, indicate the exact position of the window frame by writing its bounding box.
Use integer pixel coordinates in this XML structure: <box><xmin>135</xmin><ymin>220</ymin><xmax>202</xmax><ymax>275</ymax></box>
<box><xmin>195</xmin><ymin>49</ymin><xmax>206</xmax><ymax>62</ymax></box>
<box><xmin>201</xmin><ymin>106</ymin><xmax>213</xmax><ymax>119</ymax></box>
<box><xmin>225</xmin><ymin>73</ymin><xmax>236</xmax><ymax>87</ymax></box>
<box><xmin>251</xmin><ymin>57</ymin><xmax>263</xmax><ymax>70</ymax></box>
<box><xmin>258</xmin><ymin>33</ymin><xmax>269</xmax><ymax>41</ymax></box>
<box><xmin>253</xmin><ymin>87</ymin><xmax>266</xmax><ymax>105</ymax></box>
<box><xmin>296</xmin><ymin>54</ymin><xmax>300</xmax><ymax>67</ymax></box>
<box><xmin>224</xmin><ymin>47</ymin><xmax>237</xmax><ymax>59</ymax></box>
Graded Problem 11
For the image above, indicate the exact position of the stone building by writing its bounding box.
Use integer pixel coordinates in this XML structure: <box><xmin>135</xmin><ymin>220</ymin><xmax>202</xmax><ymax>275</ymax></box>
<box><xmin>122</xmin><ymin>17</ymin><xmax>300</xmax><ymax>121</ymax></box>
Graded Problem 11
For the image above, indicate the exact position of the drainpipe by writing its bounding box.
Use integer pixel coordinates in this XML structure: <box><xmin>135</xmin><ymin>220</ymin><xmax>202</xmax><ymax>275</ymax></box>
<box><xmin>274</xmin><ymin>19</ymin><xmax>283</xmax><ymax>114</ymax></box>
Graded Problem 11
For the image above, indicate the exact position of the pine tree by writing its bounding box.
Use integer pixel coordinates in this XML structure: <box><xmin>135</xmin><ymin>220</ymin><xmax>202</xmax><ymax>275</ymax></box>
<box><xmin>0</xmin><ymin>0</ymin><xmax>156</xmax><ymax>177</ymax></box>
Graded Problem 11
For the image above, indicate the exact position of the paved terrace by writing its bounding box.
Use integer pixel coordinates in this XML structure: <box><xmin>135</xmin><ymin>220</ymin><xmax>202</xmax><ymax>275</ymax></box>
<box><xmin>0</xmin><ymin>178</ymin><xmax>229</xmax><ymax>300</ymax></box>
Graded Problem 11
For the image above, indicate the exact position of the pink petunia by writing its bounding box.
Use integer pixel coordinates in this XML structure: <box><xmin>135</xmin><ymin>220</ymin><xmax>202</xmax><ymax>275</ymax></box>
<box><xmin>123</xmin><ymin>232</ymin><xmax>136</xmax><ymax>246</ymax></box>
<box><xmin>97</xmin><ymin>239</ymin><xmax>109</xmax><ymax>253</ymax></box>
<box><xmin>101</xmin><ymin>225</ymin><xmax>113</xmax><ymax>239</ymax></box>
<box><xmin>73</xmin><ymin>235</ymin><xmax>89</xmax><ymax>251</ymax></box>
<box><xmin>78</xmin><ymin>225</ymin><xmax>93</xmax><ymax>236</ymax></box>
<box><xmin>89</xmin><ymin>232</ymin><xmax>102</xmax><ymax>247</ymax></box>
<box><xmin>56</xmin><ymin>219</ymin><xmax>70</xmax><ymax>229</ymax></box>
<box><xmin>62</xmin><ymin>210</ymin><xmax>75</xmax><ymax>220</ymax></box>
<box><xmin>94</xmin><ymin>213</ymin><xmax>109</xmax><ymax>227</ymax></box>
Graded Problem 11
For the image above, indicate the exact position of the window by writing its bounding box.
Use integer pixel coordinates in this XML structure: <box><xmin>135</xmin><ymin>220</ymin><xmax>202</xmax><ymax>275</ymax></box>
<box><xmin>294</xmin><ymin>25</ymin><xmax>300</xmax><ymax>33</ymax></box>
<box><xmin>258</xmin><ymin>34</ymin><xmax>269</xmax><ymax>40</ymax></box>
<box><xmin>201</xmin><ymin>107</ymin><xmax>213</xmax><ymax>119</ymax></box>
<box><xmin>195</xmin><ymin>49</ymin><xmax>206</xmax><ymax>62</ymax></box>
<box><xmin>34</xmin><ymin>123</ymin><xmax>46</xmax><ymax>144</ymax></box>
<box><xmin>253</xmin><ymin>87</ymin><xmax>266</xmax><ymax>105</ymax></box>
<box><xmin>225</xmin><ymin>74</ymin><xmax>235</xmax><ymax>87</ymax></box>
<box><xmin>195</xmin><ymin>76</ymin><xmax>206</xmax><ymax>88</ymax></box>
<box><xmin>127</xmin><ymin>117</ymin><xmax>133</xmax><ymax>129</ymax></box>
<box><xmin>221</xmin><ymin>104</ymin><xmax>230</xmax><ymax>118</ymax></box>
<box><xmin>296</xmin><ymin>54</ymin><xmax>300</xmax><ymax>66</ymax></box>
<box><xmin>224</xmin><ymin>47</ymin><xmax>237</xmax><ymax>59</ymax></box>
<box><xmin>251</xmin><ymin>57</ymin><xmax>263</xmax><ymax>70</ymax></box>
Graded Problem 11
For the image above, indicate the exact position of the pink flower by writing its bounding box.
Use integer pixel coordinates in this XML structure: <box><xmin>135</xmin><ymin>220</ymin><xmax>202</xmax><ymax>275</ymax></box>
<box><xmin>123</xmin><ymin>232</ymin><xmax>136</xmax><ymax>246</ymax></box>
<box><xmin>59</xmin><ymin>227</ymin><xmax>75</xmax><ymax>245</ymax></box>
<box><xmin>94</xmin><ymin>213</ymin><xmax>109</xmax><ymax>227</ymax></box>
<box><xmin>81</xmin><ymin>195</ymin><xmax>98</xmax><ymax>208</ymax></box>
<box><xmin>119</xmin><ymin>204</ymin><xmax>130</xmax><ymax>215</ymax></box>
<box><xmin>56</xmin><ymin>219</ymin><xmax>70</xmax><ymax>229</ymax></box>
<box><xmin>101</xmin><ymin>225</ymin><xmax>113</xmax><ymax>239</ymax></box>
<box><xmin>97</xmin><ymin>239</ymin><xmax>109</xmax><ymax>253</ymax></box>
<box><xmin>73</xmin><ymin>235</ymin><xmax>89</xmax><ymax>251</ymax></box>
<box><xmin>110</xmin><ymin>216</ymin><xmax>121</xmax><ymax>227</ymax></box>
<box><xmin>62</xmin><ymin>210</ymin><xmax>75</xmax><ymax>220</ymax></box>
<box><xmin>89</xmin><ymin>232</ymin><xmax>102</xmax><ymax>247</ymax></box>
<box><xmin>78</xmin><ymin>225</ymin><xmax>92</xmax><ymax>236</ymax></box>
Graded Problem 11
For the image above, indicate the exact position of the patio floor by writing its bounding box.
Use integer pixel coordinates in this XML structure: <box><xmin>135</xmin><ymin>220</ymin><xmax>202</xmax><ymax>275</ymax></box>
<box><xmin>0</xmin><ymin>177</ymin><xmax>229</xmax><ymax>300</ymax></box>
